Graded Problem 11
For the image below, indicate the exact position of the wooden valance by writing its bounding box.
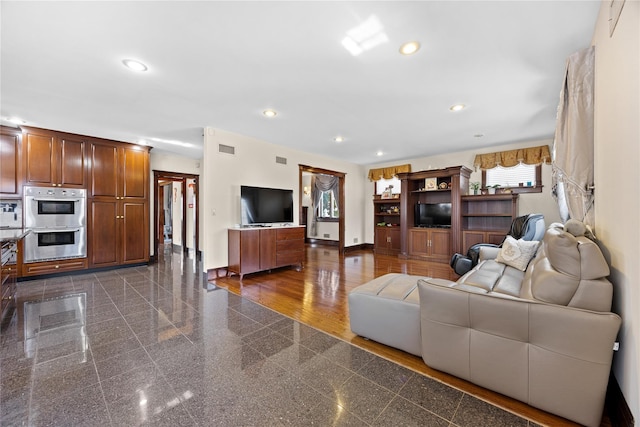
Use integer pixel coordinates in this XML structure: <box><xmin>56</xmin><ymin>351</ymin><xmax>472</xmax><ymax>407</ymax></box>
<box><xmin>367</xmin><ymin>164</ymin><xmax>411</xmax><ymax>181</ymax></box>
<box><xmin>473</xmin><ymin>145</ymin><xmax>551</xmax><ymax>170</ymax></box>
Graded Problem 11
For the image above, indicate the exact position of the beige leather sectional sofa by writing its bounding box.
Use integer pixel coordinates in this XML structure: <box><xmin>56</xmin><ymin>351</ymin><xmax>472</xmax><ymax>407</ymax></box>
<box><xmin>349</xmin><ymin>223</ymin><xmax>621</xmax><ymax>427</ymax></box>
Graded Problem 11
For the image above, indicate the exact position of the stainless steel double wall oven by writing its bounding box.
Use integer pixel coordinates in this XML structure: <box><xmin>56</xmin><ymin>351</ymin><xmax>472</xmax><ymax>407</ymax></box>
<box><xmin>23</xmin><ymin>186</ymin><xmax>87</xmax><ymax>263</ymax></box>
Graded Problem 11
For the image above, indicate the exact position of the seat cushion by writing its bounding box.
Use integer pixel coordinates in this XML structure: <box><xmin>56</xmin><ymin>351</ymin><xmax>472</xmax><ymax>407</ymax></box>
<box><xmin>455</xmin><ymin>260</ymin><xmax>525</xmax><ymax>298</ymax></box>
<box><xmin>348</xmin><ymin>273</ymin><xmax>427</xmax><ymax>356</ymax></box>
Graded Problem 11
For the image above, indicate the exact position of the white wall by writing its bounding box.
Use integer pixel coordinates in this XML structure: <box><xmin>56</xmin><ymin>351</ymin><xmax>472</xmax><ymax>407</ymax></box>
<box><xmin>201</xmin><ymin>127</ymin><xmax>367</xmax><ymax>270</ymax></box>
<box><xmin>592</xmin><ymin>0</ymin><xmax>639</xmax><ymax>419</ymax></box>
<box><xmin>186</xmin><ymin>178</ymin><xmax>196</xmax><ymax>250</ymax></box>
<box><xmin>363</xmin><ymin>138</ymin><xmax>561</xmax><ymax>244</ymax></box>
<box><xmin>171</xmin><ymin>181</ymin><xmax>182</xmax><ymax>246</ymax></box>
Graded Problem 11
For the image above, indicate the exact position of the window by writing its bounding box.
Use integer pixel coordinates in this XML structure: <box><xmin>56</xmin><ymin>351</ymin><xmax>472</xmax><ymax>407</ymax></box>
<box><xmin>375</xmin><ymin>176</ymin><xmax>401</xmax><ymax>195</ymax></box>
<box><xmin>318</xmin><ymin>190</ymin><xmax>339</xmax><ymax>220</ymax></box>
<box><xmin>482</xmin><ymin>163</ymin><xmax>542</xmax><ymax>193</ymax></box>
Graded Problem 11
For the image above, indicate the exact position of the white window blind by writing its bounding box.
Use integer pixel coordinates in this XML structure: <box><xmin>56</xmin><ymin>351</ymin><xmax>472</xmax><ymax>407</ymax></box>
<box><xmin>486</xmin><ymin>164</ymin><xmax>536</xmax><ymax>187</ymax></box>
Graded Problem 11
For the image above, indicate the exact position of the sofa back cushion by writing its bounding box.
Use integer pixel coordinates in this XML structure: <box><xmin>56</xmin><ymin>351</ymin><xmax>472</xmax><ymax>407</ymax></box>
<box><xmin>525</xmin><ymin>224</ymin><xmax>613</xmax><ymax>311</ymax></box>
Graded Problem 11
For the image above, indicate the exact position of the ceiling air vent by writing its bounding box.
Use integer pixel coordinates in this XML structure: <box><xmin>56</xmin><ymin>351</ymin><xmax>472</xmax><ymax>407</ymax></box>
<box><xmin>275</xmin><ymin>156</ymin><xmax>287</xmax><ymax>165</ymax></box>
<box><xmin>218</xmin><ymin>144</ymin><xmax>235</xmax><ymax>155</ymax></box>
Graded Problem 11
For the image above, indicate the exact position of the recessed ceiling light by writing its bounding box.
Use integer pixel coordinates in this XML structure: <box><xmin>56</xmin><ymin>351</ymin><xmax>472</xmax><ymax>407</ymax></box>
<box><xmin>376</xmin><ymin>151</ymin><xmax>383</xmax><ymax>157</ymax></box>
<box><xmin>399</xmin><ymin>41</ymin><xmax>420</xmax><ymax>55</ymax></box>
<box><xmin>263</xmin><ymin>109</ymin><xmax>278</xmax><ymax>118</ymax></box>
<box><xmin>122</xmin><ymin>59</ymin><xmax>148</xmax><ymax>72</ymax></box>
<box><xmin>449</xmin><ymin>104</ymin><xmax>466</xmax><ymax>112</ymax></box>
<box><xmin>334</xmin><ymin>136</ymin><xmax>344</xmax><ymax>143</ymax></box>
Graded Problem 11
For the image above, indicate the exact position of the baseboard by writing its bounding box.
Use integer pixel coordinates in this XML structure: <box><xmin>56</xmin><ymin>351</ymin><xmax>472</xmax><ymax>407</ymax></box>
<box><xmin>345</xmin><ymin>243</ymin><xmax>374</xmax><ymax>253</ymax></box>
<box><xmin>18</xmin><ymin>261</ymin><xmax>150</xmax><ymax>282</ymax></box>
<box><xmin>306</xmin><ymin>238</ymin><xmax>338</xmax><ymax>247</ymax></box>
<box><xmin>606</xmin><ymin>373</ymin><xmax>634</xmax><ymax>427</ymax></box>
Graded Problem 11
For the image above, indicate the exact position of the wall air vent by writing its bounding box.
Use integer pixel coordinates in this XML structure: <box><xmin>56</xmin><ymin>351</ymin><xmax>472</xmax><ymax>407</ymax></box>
<box><xmin>218</xmin><ymin>144</ymin><xmax>235</xmax><ymax>155</ymax></box>
<box><xmin>275</xmin><ymin>156</ymin><xmax>287</xmax><ymax>165</ymax></box>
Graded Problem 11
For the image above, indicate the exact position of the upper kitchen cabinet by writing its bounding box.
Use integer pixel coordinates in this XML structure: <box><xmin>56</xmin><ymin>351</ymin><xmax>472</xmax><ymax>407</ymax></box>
<box><xmin>89</xmin><ymin>140</ymin><xmax>149</xmax><ymax>199</ymax></box>
<box><xmin>0</xmin><ymin>126</ymin><xmax>22</xmax><ymax>197</ymax></box>
<box><xmin>22</xmin><ymin>127</ymin><xmax>86</xmax><ymax>188</ymax></box>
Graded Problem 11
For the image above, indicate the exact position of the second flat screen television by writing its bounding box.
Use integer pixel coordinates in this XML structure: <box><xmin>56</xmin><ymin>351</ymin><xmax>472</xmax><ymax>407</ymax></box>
<box><xmin>241</xmin><ymin>185</ymin><xmax>294</xmax><ymax>226</ymax></box>
<box><xmin>414</xmin><ymin>202</ymin><xmax>452</xmax><ymax>227</ymax></box>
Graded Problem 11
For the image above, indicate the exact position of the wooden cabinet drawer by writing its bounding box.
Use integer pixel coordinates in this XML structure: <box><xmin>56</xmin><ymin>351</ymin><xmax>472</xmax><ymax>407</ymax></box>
<box><xmin>276</xmin><ymin>239</ymin><xmax>304</xmax><ymax>252</ymax></box>
<box><xmin>23</xmin><ymin>258</ymin><xmax>88</xmax><ymax>276</ymax></box>
<box><xmin>277</xmin><ymin>228</ymin><xmax>304</xmax><ymax>241</ymax></box>
<box><xmin>276</xmin><ymin>250</ymin><xmax>303</xmax><ymax>267</ymax></box>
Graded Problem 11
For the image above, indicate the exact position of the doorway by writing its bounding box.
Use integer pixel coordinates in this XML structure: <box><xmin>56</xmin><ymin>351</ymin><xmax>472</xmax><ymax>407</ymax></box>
<box><xmin>298</xmin><ymin>165</ymin><xmax>345</xmax><ymax>254</ymax></box>
<box><xmin>153</xmin><ymin>171</ymin><xmax>200</xmax><ymax>260</ymax></box>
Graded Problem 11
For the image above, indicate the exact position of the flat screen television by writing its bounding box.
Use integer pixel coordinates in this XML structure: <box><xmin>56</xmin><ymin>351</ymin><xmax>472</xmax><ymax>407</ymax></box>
<box><xmin>414</xmin><ymin>202</ymin><xmax>452</xmax><ymax>227</ymax></box>
<box><xmin>240</xmin><ymin>185</ymin><xmax>294</xmax><ymax>226</ymax></box>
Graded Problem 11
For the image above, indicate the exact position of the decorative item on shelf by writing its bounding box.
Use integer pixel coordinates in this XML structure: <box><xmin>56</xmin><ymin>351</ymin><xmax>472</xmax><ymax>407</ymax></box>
<box><xmin>487</xmin><ymin>184</ymin><xmax>500</xmax><ymax>195</ymax></box>
<box><xmin>392</xmin><ymin>206</ymin><xmax>399</xmax><ymax>214</ymax></box>
<box><xmin>470</xmin><ymin>181</ymin><xmax>481</xmax><ymax>195</ymax></box>
<box><xmin>381</xmin><ymin>185</ymin><xmax>394</xmax><ymax>199</ymax></box>
<box><xmin>438</xmin><ymin>182</ymin><xmax>448</xmax><ymax>189</ymax></box>
<box><xmin>425</xmin><ymin>178</ymin><xmax>437</xmax><ymax>191</ymax></box>
<box><xmin>377</xmin><ymin>222</ymin><xmax>386</xmax><ymax>227</ymax></box>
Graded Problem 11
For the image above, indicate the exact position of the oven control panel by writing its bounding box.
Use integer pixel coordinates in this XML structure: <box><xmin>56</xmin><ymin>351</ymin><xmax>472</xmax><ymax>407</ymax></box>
<box><xmin>24</xmin><ymin>186</ymin><xmax>86</xmax><ymax>199</ymax></box>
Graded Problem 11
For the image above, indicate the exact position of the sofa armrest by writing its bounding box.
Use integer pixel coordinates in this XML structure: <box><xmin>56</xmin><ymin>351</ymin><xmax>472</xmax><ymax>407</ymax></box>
<box><xmin>478</xmin><ymin>246</ymin><xmax>500</xmax><ymax>261</ymax></box>
<box><xmin>418</xmin><ymin>280</ymin><xmax>621</xmax><ymax>427</ymax></box>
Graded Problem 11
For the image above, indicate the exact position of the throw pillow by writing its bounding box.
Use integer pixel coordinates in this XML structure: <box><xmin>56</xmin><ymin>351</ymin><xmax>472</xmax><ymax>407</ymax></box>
<box><xmin>496</xmin><ymin>236</ymin><xmax>539</xmax><ymax>271</ymax></box>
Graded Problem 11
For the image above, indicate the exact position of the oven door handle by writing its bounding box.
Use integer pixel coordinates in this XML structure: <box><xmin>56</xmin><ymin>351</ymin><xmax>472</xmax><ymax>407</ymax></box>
<box><xmin>30</xmin><ymin>228</ymin><xmax>81</xmax><ymax>234</ymax></box>
<box><xmin>31</xmin><ymin>198</ymin><xmax>82</xmax><ymax>203</ymax></box>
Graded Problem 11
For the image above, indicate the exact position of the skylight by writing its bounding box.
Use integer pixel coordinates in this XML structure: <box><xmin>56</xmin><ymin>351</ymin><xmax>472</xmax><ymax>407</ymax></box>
<box><xmin>341</xmin><ymin>15</ymin><xmax>388</xmax><ymax>56</ymax></box>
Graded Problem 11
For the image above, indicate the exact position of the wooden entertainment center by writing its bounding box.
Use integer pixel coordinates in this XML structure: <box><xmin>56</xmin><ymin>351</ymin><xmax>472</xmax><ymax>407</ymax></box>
<box><xmin>227</xmin><ymin>226</ymin><xmax>305</xmax><ymax>279</ymax></box>
<box><xmin>373</xmin><ymin>165</ymin><xmax>518</xmax><ymax>263</ymax></box>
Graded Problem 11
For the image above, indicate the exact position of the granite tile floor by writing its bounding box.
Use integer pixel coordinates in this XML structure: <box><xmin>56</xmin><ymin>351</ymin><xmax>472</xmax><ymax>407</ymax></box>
<box><xmin>1</xmin><ymin>250</ymin><xmax>539</xmax><ymax>426</ymax></box>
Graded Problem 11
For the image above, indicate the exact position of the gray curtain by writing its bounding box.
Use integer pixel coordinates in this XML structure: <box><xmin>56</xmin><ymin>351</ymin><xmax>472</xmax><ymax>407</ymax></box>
<box><xmin>552</xmin><ymin>46</ymin><xmax>595</xmax><ymax>226</ymax></box>
<box><xmin>310</xmin><ymin>174</ymin><xmax>339</xmax><ymax>236</ymax></box>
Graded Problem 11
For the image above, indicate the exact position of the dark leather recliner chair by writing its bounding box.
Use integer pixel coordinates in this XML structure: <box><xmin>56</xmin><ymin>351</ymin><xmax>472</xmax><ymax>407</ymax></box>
<box><xmin>450</xmin><ymin>213</ymin><xmax>545</xmax><ymax>276</ymax></box>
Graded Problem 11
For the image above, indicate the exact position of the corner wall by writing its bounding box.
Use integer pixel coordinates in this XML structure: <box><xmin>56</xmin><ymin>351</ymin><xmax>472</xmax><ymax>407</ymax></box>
<box><xmin>201</xmin><ymin>127</ymin><xmax>367</xmax><ymax>271</ymax></box>
<box><xmin>592</xmin><ymin>0</ymin><xmax>640</xmax><ymax>420</ymax></box>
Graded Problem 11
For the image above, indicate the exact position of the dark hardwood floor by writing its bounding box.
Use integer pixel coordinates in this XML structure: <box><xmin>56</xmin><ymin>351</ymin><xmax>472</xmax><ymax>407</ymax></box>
<box><xmin>210</xmin><ymin>245</ymin><xmax>602</xmax><ymax>427</ymax></box>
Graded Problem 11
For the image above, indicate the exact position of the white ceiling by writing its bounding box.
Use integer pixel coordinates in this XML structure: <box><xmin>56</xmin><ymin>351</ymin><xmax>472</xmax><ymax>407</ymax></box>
<box><xmin>0</xmin><ymin>1</ymin><xmax>599</xmax><ymax>165</ymax></box>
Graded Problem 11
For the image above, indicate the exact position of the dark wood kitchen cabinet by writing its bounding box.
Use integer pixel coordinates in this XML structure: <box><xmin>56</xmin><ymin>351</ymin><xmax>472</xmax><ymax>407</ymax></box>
<box><xmin>0</xmin><ymin>126</ymin><xmax>22</xmax><ymax>197</ymax></box>
<box><xmin>88</xmin><ymin>140</ymin><xmax>150</xmax><ymax>267</ymax></box>
<box><xmin>1</xmin><ymin>240</ymin><xmax>18</xmax><ymax>322</ymax></box>
<box><xmin>22</xmin><ymin>127</ymin><xmax>86</xmax><ymax>188</ymax></box>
